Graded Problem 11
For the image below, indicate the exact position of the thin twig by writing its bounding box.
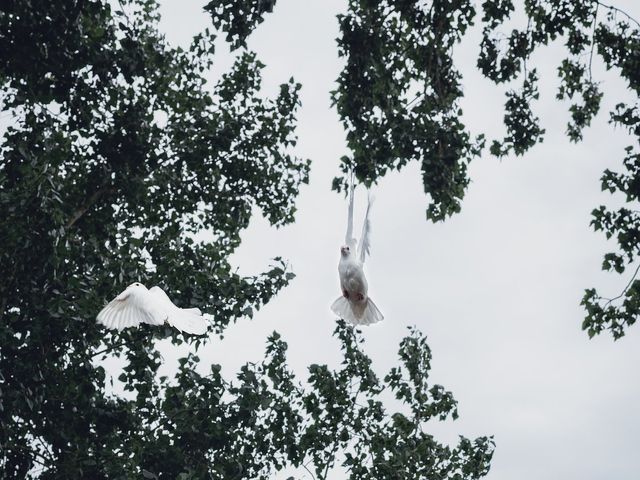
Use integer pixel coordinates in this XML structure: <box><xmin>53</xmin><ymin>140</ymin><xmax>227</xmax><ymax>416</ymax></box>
<box><xmin>406</xmin><ymin>91</ymin><xmax>424</xmax><ymax>108</ymax></box>
<box><xmin>589</xmin><ymin>2</ymin><xmax>599</xmax><ymax>81</ymax></box>
<box><xmin>523</xmin><ymin>16</ymin><xmax>532</xmax><ymax>79</ymax></box>
<box><xmin>117</xmin><ymin>0</ymin><xmax>133</xmax><ymax>29</ymax></box>
<box><xmin>148</xmin><ymin>406</ymin><xmax>209</xmax><ymax>434</ymax></box>
<box><xmin>321</xmin><ymin>441</ymin><xmax>340</xmax><ymax>480</ymax></box>
<box><xmin>4</xmin><ymin>442</ymin><xmax>53</xmax><ymax>465</ymax></box>
<box><xmin>302</xmin><ymin>461</ymin><xmax>317</xmax><ymax>480</ymax></box>
<box><xmin>33</xmin><ymin>437</ymin><xmax>54</xmax><ymax>463</ymax></box>
<box><xmin>0</xmin><ymin>296</ymin><xmax>7</xmax><ymax>324</ymax></box>
<box><xmin>40</xmin><ymin>104</ymin><xmax>64</xmax><ymax>121</ymax></box>
<box><xmin>602</xmin><ymin>262</ymin><xmax>640</xmax><ymax>308</ymax></box>
<box><xmin>596</xmin><ymin>1</ymin><xmax>640</xmax><ymax>28</ymax></box>
<box><xmin>92</xmin><ymin>341</ymin><xmax>131</xmax><ymax>358</ymax></box>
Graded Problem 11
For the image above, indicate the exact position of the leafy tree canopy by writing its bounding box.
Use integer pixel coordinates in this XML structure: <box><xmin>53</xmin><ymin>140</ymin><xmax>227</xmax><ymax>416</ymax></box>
<box><xmin>0</xmin><ymin>0</ymin><xmax>492</xmax><ymax>478</ymax></box>
<box><xmin>330</xmin><ymin>0</ymin><xmax>640</xmax><ymax>340</ymax></box>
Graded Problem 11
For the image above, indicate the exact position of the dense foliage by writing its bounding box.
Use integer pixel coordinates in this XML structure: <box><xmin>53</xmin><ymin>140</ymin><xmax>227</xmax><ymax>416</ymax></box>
<box><xmin>332</xmin><ymin>0</ymin><xmax>483</xmax><ymax>223</ymax></box>
<box><xmin>0</xmin><ymin>0</ymin><xmax>493</xmax><ymax>477</ymax></box>
<box><xmin>126</xmin><ymin>322</ymin><xmax>493</xmax><ymax>480</ymax></box>
<box><xmin>332</xmin><ymin>0</ymin><xmax>640</xmax><ymax>339</ymax></box>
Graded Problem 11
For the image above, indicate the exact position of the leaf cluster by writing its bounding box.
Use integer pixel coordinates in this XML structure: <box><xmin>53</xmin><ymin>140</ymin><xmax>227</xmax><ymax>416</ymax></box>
<box><xmin>333</xmin><ymin>0</ymin><xmax>640</xmax><ymax>338</ymax></box>
<box><xmin>332</xmin><ymin>0</ymin><xmax>483</xmax><ymax>221</ymax></box>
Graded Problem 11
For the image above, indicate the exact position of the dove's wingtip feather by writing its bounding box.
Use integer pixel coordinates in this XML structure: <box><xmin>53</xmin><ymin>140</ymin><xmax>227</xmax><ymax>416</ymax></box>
<box><xmin>96</xmin><ymin>302</ymin><xmax>114</xmax><ymax>329</ymax></box>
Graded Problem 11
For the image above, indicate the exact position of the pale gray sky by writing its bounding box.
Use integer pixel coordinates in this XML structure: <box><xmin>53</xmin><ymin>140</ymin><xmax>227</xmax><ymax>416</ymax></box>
<box><xmin>152</xmin><ymin>1</ymin><xmax>640</xmax><ymax>479</ymax></box>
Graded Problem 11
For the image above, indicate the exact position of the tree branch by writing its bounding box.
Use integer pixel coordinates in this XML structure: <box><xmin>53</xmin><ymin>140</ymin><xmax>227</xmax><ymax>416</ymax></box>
<box><xmin>148</xmin><ymin>406</ymin><xmax>209</xmax><ymax>434</ymax></box>
<box><xmin>523</xmin><ymin>16</ymin><xmax>532</xmax><ymax>79</ymax></box>
<box><xmin>66</xmin><ymin>185</ymin><xmax>114</xmax><ymax>228</ymax></box>
<box><xmin>92</xmin><ymin>340</ymin><xmax>132</xmax><ymax>358</ymax></box>
<box><xmin>602</xmin><ymin>262</ymin><xmax>640</xmax><ymax>308</ymax></box>
<box><xmin>321</xmin><ymin>441</ymin><xmax>340</xmax><ymax>480</ymax></box>
<box><xmin>589</xmin><ymin>2</ymin><xmax>599</xmax><ymax>81</ymax></box>
<box><xmin>596</xmin><ymin>1</ymin><xmax>640</xmax><ymax>29</ymax></box>
<box><xmin>0</xmin><ymin>296</ymin><xmax>7</xmax><ymax>324</ymax></box>
<box><xmin>302</xmin><ymin>461</ymin><xmax>317</xmax><ymax>480</ymax></box>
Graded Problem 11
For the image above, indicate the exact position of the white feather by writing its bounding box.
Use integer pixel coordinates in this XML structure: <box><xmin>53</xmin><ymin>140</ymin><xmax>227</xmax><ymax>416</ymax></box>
<box><xmin>358</xmin><ymin>192</ymin><xmax>373</xmax><ymax>265</ymax></box>
<box><xmin>97</xmin><ymin>283</ymin><xmax>165</xmax><ymax>331</ymax></box>
<box><xmin>331</xmin><ymin>296</ymin><xmax>383</xmax><ymax>326</ymax></box>
<box><xmin>96</xmin><ymin>283</ymin><xmax>208</xmax><ymax>335</ymax></box>
<box><xmin>148</xmin><ymin>286</ymin><xmax>208</xmax><ymax>335</ymax></box>
<box><xmin>345</xmin><ymin>175</ymin><xmax>357</xmax><ymax>250</ymax></box>
<box><xmin>332</xmin><ymin>183</ymin><xmax>384</xmax><ymax>326</ymax></box>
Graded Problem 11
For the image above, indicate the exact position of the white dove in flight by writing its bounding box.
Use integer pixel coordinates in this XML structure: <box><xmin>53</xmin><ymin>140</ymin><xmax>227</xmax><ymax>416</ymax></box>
<box><xmin>97</xmin><ymin>282</ymin><xmax>208</xmax><ymax>335</ymax></box>
<box><xmin>330</xmin><ymin>181</ymin><xmax>384</xmax><ymax>326</ymax></box>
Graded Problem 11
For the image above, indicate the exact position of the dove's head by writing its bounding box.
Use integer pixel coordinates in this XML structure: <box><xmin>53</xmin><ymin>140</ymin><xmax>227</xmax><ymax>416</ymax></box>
<box><xmin>340</xmin><ymin>245</ymin><xmax>352</xmax><ymax>257</ymax></box>
<box><xmin>128</xmin><ymin>282</ymin><xmax>146</xmax><ymax>290</ymax></box>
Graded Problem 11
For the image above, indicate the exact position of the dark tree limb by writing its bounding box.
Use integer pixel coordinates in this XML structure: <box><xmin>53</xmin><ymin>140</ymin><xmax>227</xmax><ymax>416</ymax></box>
<box><xmin>66</xmin><ymin>186</ymin><xmax>114</xmax><ymax>228</ymax></box>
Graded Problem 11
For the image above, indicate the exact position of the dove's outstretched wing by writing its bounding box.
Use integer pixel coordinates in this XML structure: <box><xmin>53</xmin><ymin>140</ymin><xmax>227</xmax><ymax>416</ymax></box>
<box><xmin>148</xmin><ymin>286</ymin><xmax>208</xmax><ymax>335</ymax></box>
<box><xmin>345</xmin><ymin>174</ymin><xmax>357</xmax><ymax>250</ymax></box>
<box><xmin>97</xmin><ymin>285</ymin><xmax>166</xmax><ymax>331</ymax></box>
<box><xmin>358</xmin><ymin>192</ymin><xmax>373</xmax><ymax>264</ymax></box>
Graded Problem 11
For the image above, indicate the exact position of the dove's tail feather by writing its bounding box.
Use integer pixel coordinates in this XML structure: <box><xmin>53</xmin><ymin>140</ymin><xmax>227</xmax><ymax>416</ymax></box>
<box><xmin>331</xmin><ymin>296</ymin><xmax>384</xmax><ymax>326</ymax></box>
<box><xmin>167</xmin><ymin>309</ymin><xmax>208</xmax><ymax>335</ymax></box>
<box><xmin>331</xmin><ymin>296</ymin><xmax>352</xmax><ymax>321</ymax></box>
<box><xmin>361</xmin><ymin>297</ymin><xmax>384</xmax><ymax>325</ymax></box>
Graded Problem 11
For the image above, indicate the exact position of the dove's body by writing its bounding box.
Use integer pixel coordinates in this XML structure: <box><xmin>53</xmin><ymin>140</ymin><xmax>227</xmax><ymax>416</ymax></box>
<box><xmin>330</xmin><ymin>181</ymin><xmax>383</xmax><ymax>326</ymax></box>
<box><xmin>332</xmin><ymin>250</ymin><xmax>383</xmax><ymax>325</ymax></box>
<box><xmin>97</xmin><ymin>283</ymin><xmax>208</xmax><ymax>335</ymax></box>
<box><xmin>338</xmin><ymin>255</ymin><xmax>368</xmax><ymax>300</ymax></box>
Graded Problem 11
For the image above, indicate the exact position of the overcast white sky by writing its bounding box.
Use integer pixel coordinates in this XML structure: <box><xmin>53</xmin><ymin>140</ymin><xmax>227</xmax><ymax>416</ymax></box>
<box><xmin>151</xmin><ymin>1</ymin><xmax>640</xmax><ymax>479</ymax></box>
